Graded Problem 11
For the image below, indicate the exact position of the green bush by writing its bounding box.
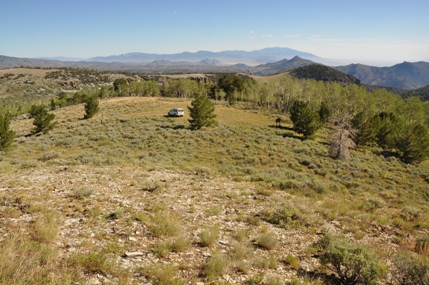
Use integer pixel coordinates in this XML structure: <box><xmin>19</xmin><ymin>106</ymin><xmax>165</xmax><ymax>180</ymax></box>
<box><xmin>320</xmin><ymin>239</ymin><xmax>387</xmax><ymax>285</ymax></box>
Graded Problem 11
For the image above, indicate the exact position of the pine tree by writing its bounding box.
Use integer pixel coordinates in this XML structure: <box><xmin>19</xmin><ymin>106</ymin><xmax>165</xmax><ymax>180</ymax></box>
<box><xmin>289</xmin><ymin>100</ymin><xmax>321</xmax><ymax>139</ymax></box>
<box><xmin>377</xmin><ymin>112</ymin><xmax>404</xmax><ymax>150</ymax></box>
<box><xmin>319</xmin><ymin>101</ymin><xmax>331</xmax><ymax>123</ymax></box>
<box><xmin>351</xmin><ymin>112</ymin><xmax>381</xmax><ymax>146</ymax></box>
<box><xmin>83</xmin><ymin>96</ymin><xmax>100</xmax><ymax>119</ymax></box>
<box><xmin>29</xmin><ymin>104</ymin><xmax>57</xmax><ymax>135</ymax></box>
<box><xmin>0</xmin><ymin>113</ymin><xmax>15</xmax><ymax>151</ymax></box>
<box><xmin>396</xmin><ymin>123</ymin><xmax>429</xmax><ymax>164</ymax></box>
<box><xmin>188</xmin><ymin>94</ymin><xmax>217</xmax><ymax>130</ymax></box>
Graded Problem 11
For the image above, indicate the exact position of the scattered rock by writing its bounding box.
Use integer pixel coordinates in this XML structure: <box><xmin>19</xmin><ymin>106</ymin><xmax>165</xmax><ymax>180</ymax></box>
<box><xmin>123</xmin><ymin>251</ymin><xmax>144</xmax><ymax>258</ymax></box>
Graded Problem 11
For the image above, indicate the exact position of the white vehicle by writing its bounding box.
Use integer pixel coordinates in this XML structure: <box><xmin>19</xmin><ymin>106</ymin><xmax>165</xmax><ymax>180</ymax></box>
<box><xmin>168</xmin><ymin>108</ymin><xmax>185</xmax><ymax>117</ymax></box>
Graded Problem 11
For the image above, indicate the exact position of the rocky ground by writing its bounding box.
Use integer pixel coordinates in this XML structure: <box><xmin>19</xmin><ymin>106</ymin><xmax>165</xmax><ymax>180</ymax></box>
<box><xmin>0</xmin><ymin>163</ymin><xmax>340</xmax><ymax>284</ymax></box>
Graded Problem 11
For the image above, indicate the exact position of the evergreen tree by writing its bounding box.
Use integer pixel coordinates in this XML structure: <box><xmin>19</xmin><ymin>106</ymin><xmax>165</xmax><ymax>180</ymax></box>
<box><xmin>83</xmin><ymin>96</ymin><xmax>100</xmax><ymax>119</ymax></box>
<box><xmin>29</xmin><ymin>104</ymin><xmax>57</xmax><ymax>135</ymax></box>
<box><xmin>396</xmin><ymin>123</ymin><xmax>429</xmax><ymax>164</ymax></box>
<box><xmin>351</xmin><ymin>112</ymin><xmax>381</xmax><ymax>146</ymax></box>
<box><xmin>319</xmin><ymin>101</ymin><xmax>331</xmax><ymax>123</ymax></box>
<box><xmin>0</xmin><ymin>113</ymin><xmax>16</xmax><ymax>151</ymax></box>
<box><xmin>113</xmin><ymin>78</ymin><xmax>128</xmax><ymax>96</ymax></box>
<box><xmin>377</xmin><ymin>112</ymin><xmax>404</xmax><ymax>150</ymax></box>
<box><xmin>188</xmin><ymin>94</ymin><xmax>217</xmax><ymax>130</ymax></box>
<box><xmin>218</xmin><ymin>74</ymin><xmax>244</xmax><ymax>105</ymax></box>
<box><xmin>289</xmin><ymin>100</ymin><xmax>321</xmax><ymax>139</ymax></box>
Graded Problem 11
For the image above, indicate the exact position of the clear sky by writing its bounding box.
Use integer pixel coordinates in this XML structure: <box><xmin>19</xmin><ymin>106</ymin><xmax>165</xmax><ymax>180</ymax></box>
<box><xmin>1</xmin><ymin>0</ymin><xmax>428</xmax><ymax>66</ymax></box>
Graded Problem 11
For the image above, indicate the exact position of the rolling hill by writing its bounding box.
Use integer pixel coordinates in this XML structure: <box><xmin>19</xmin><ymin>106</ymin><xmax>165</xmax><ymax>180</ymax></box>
<box><xmin>289</xmin><ymin>64</ymin><xmax>361</xmax><ymax>85</ymax></box>
<box><xmin>335</xmin><ymin>61</ymin><xmax>429</xmax><ymax>90</ymax></box>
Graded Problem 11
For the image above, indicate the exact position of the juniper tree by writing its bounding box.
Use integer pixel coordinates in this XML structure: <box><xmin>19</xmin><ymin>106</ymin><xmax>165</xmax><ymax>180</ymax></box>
<box><xmin>319</xmin><ymin>101</ymin><xmax>331</xmax><ymax>123</ymax></box>
<box><xmin>29</xmin><ymin>104</ymin><xmax>57</xmax><ymax>135</ymax></box>
<box><xmin>396</xmin><ymin>123</ymin><xmax>429</xmax><ymax>164</ymax></box>
<box><xmin>188</xmin><ymin>94</ymin><xmax>217</xmax><ymax>130</ymax></box>
<box><xmin>0</xmin><ymin>112</ymin><xmax>15</xmax><ymax>151</ymax></box>
<box><xmin>289</xmin><ymin>100</ymin><xmax>321</xmax><ymax>139</ymax></box>
<box><xmin>83</xmin><ymin>96</ymin><xmax>100</xmax><ymax>119</ymax></box>
<box><xmin>377</xmin><ymin>112</ymin><xmax>404</xmax><ymax>150</ymax></box>
<box><xmin>351</xmin><ymin>112</ymin><xmax>381</xmax><ymax>146</ymax></box>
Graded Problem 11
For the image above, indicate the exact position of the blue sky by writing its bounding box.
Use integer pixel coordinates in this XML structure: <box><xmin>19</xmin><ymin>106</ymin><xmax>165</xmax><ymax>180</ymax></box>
<box><xmin>1</xmin><ymin>0</ymin><xmax>428</xmax><ymax>66</ymax></box>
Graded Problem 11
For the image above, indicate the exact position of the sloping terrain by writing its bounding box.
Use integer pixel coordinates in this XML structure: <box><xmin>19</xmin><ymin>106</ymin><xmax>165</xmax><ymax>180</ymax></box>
<box><xmin>1</xmin><ymin>96</ymin><xmax>428</xmax><ymax>284</ymax></box>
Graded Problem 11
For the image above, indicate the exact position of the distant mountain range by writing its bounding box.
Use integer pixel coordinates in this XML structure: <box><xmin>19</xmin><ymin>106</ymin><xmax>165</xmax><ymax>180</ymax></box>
<box><xmin>88</xmin><ymin>47</ymin><xmax>320</xmax><ymax>65</ymax></box>
<box><xmin>1</xmin><ymin>47</ymin><xmax>429</xmax><ymax>91</ymax></box>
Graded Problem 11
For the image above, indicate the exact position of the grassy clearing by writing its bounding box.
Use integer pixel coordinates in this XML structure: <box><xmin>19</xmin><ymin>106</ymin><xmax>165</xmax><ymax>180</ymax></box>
<box><xmin>1</xmin><ymin>96</ymin><xmax>429</xmax><ymax>283</ymax></box>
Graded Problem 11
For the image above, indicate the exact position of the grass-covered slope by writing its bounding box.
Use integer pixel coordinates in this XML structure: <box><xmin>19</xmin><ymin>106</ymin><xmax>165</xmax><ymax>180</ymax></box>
<box><xmin>1</xmin><ymin>97</ymin><xmax>428</xmax><ymax>284</ymax></box>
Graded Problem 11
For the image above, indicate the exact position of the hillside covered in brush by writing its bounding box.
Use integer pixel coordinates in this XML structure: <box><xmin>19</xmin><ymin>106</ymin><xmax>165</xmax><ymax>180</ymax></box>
<box><xmin>289</xmin><ymin>64</ymin><xmax>361</xmax><ymax>86</ymax></box>
<box><xmin>0</xmin><ymin>67</ymin><xmax>429</xmax><ymax>285</ymax></box>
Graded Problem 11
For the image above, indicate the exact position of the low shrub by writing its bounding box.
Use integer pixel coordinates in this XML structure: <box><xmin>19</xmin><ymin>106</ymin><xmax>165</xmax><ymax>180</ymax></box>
<box><xmin>203</xmin><ymin>251</ymin><xmax>229</xmax><ymax>280</ymax></box>
<box><xmin>391</xmin><ymin>251</ymin><xmax>429</xmax><ymax>285</ymax></box>
<box><xmin>256</xmin><ymin>233</ymin><xmax>278</xmax><ymax>250</ymax></box>
<box><xmin>319</xmin><ymin>239</ymin><xmax>387</xmax><ymax>285</ymax></box>
<box><xmin>149</xmin><ymin>211</ymin><xmax>182</xmax><ymax>238</ymax></box>
<box><xmin>200</xmin><ymin>223</ymin><xmax>220</xmax><ymax>247</ymax></box>
<box><xmin>141</xmin><ymin>263</ymin><xmax>184</xmax><ymax>285</ymax></box>
<box><xmin>69</xmin><ymin>252</ymin><xmax>112</xmax><ymax>274</ymax></box>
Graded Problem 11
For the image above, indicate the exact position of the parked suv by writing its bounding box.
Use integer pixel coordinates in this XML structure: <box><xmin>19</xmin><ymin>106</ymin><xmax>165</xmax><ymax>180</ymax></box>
<box><xmin>168</xmin><ymin>108</ymin><xmax>185</xmax><ymax>117</ymax></box>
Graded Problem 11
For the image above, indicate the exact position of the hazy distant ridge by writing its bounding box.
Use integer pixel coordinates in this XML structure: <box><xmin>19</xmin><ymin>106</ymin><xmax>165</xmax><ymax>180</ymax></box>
<box><xmin>1</xmin><ymin>47</ymin><xmax>429</xmax><ymax>90</ymax></box>
<box><xmin>335</xmin><ymin>61</ymin><xmax>429</xmax><ymax>90</ymax></box>
<box><xmin>88</xmin><ymin>47</ymin><xmax>320</xmax><ymax>65</ymax></box>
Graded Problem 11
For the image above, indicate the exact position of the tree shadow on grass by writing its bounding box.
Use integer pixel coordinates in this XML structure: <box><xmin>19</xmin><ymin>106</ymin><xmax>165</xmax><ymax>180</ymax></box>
<box><xmin>373</xmin><ymin>149</ymin><xmax>399</xmax><ymax>159</ymax></box>
<box><xmin>269</xmin><ymin>124</ymin><xmax>305</xmax><ymax>140</ymax></box>
<box><xmin>160</xmin><ymin>124</ymin><xmax>186</xmax><ymax>130</ymax></box>
<box><xmin>282</xmin><ymin>132</ymin><xmax>305</xmax><ymax>141</ymax></box>
<box><xmin>269</xmin><ymin>124</ymin><xmax>294</xmax><ymax>131</ymax></box>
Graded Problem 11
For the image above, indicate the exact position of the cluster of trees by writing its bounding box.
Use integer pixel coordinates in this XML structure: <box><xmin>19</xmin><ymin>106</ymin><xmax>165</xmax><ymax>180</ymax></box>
<box><xmin>2</xmin><ymin>70</ymin><xmax>428</xmax><ymax>163</ymax></box>
<box><xmin>351</xmin><ymin>111</ymin><xmax>429</xmax><ymax>163</ymax></box>
<box><xmin>0</xmin><ymin>96</ymin><xmax>99</xmax><ymax>152</ymax></box>
<box><xmin>286</xmin><ymin>97</ymin><xmax>429</xmax><ymax>163</ymax></box>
